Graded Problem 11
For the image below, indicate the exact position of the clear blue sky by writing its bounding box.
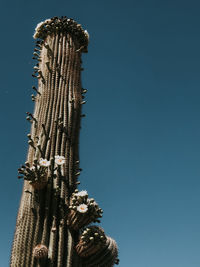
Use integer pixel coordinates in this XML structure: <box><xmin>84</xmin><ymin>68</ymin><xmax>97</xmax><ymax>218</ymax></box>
<box><xmin>0</xmin><ymin>0</ymin><xmax>200</xmax><ymax>266</ymax></box>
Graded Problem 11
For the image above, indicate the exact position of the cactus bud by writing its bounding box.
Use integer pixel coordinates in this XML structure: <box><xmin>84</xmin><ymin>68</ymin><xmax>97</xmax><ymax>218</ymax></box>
<box><xmin>82</xmin><ymin>88</ymin><xmax>87</xmax><ymax>94</ymax></box>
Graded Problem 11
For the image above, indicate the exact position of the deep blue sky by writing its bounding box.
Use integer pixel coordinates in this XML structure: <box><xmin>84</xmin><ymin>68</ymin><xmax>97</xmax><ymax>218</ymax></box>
<box><xmin>1</xmin><ymin>0</ymin><xmax>200</xmax><ymax>266</ymax></box>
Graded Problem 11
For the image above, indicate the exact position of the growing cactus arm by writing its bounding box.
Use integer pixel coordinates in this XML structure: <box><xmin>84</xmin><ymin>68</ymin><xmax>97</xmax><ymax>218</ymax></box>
<box><xmin>82</xmin><ymin>237</ymin><xmax>118</xmax><ymax>267</ymax></box>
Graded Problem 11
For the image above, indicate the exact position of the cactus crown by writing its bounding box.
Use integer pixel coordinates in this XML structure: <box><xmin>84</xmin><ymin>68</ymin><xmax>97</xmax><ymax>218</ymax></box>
<box><xmin>33</xmin><ymin>16</ymin><xmax>89</xmax><ymax>52</ymax></box>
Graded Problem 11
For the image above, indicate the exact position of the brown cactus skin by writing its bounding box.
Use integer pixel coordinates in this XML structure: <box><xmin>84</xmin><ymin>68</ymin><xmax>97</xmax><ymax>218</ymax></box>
<box><xmin>10</xmin><ymin>17</ymin><xmax>88</xmax><ymax>267</ymax></box>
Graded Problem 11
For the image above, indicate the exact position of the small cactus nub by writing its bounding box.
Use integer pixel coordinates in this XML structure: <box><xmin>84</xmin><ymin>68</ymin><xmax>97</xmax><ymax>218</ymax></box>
<box><xmin>33</xmin><ymin>244</ymin><xmax>48</xmax><ymax>259</ymax></box>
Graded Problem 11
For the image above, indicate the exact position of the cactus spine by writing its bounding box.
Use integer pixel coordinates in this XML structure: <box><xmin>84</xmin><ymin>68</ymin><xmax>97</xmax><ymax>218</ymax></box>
<box><xmin>10</xmin><ymin>17</ymin><xmax>118</xmax><ymax>267</ymax></box>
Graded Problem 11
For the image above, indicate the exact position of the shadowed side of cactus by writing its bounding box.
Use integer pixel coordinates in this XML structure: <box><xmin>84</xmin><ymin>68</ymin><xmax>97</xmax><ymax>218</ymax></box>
<box><xmin>10</xmin><ymin>17</ymin><xmax>88</xmax><ymax>267</ymax></box>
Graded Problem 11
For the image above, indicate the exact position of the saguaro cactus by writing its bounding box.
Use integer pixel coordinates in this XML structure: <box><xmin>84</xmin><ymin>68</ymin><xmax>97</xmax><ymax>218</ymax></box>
<box><xmin>10</xmin><ymin>17</ymin><xmax>119</xmax><ymax>267</ymax></box>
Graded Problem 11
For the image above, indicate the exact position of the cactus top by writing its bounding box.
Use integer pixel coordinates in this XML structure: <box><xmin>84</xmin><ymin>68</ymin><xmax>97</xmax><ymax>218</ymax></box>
<box><xmin>33</xmin><ymin>16</ymin><xmax>89</xmax><ymax>51</ymax></box>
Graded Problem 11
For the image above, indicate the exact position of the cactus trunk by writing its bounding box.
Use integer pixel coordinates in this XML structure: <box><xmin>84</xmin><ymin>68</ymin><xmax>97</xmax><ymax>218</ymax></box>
<box><xmin>10</xmin><ymin>17</ymin><xmax>118</xmax><ymax>267</ymax></box>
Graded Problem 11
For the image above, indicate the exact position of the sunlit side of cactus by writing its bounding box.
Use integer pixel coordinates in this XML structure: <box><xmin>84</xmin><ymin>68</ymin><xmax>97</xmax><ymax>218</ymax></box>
<box><xmin>10</xmin><ymin>17</ymin><xmax>118</xmax><ymax>267</ymax></box>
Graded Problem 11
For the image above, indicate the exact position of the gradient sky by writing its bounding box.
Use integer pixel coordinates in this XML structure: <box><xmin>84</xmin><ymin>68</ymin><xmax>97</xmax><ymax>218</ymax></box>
<box><xmin>0</xmin><ymin>0</ymin><xmax>200</xmax><ymax>266</ymax></box>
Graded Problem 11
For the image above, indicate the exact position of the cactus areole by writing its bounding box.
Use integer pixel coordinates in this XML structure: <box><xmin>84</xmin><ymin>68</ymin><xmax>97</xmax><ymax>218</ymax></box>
<box><xmin>10</xmin><ymin>16</ymin><xmax>119</xmax><ymax>267</ymax></box>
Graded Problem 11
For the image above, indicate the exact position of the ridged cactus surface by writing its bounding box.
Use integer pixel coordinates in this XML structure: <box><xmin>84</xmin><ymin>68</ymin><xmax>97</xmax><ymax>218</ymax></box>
<box><xmin>10</xmin><ymin>16</ymin><xmax>118</xmax><ymax>267</ymax></box>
